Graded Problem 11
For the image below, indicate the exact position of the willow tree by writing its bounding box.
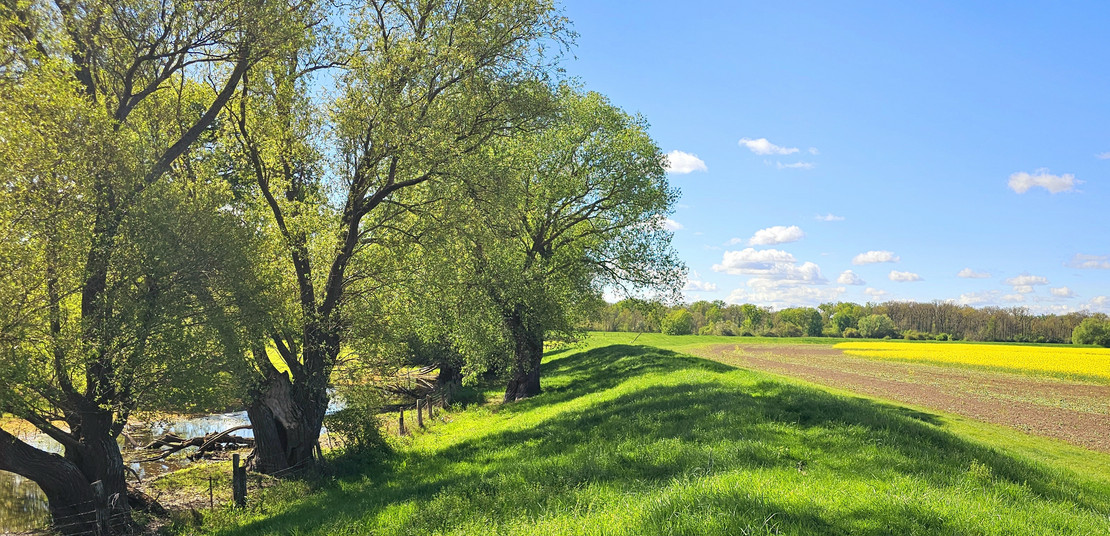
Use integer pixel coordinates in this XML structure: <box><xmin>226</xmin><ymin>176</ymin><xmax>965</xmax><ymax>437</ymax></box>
<box><xmin>226</xmin><ymin>0</ymin><xmax>568</xmax><ymax>474</ymax></box>
<box><xmin>0</xmin><ymin>0</ymin><xmax>279</xmax><ymax>532</ymax></box>
<box><xmin>460</xmin><ymin>88</ymin><xmax>684</xmax><ymax>401</ymax></box>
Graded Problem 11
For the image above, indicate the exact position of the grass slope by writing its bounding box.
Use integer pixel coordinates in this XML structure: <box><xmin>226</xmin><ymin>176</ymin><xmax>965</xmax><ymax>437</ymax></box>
<box><xmin>181</xmin><ymin>336</ymin><xmax>1110</xmax><ymax>535</ymax></box>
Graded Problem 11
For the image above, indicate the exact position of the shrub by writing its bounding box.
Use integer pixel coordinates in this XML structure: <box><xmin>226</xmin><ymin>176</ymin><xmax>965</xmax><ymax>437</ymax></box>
<box><xmin>775</xmin><ymin>323</ymin><xmax>803</xmax><ymax>338</ymax></box>
<box><xmin>935</xmin><ymin>333</ymin><xmax>951</xmax><ymax>341</ymax></box>
<box><xmin>661</xmin><ymin>309</ymin><xmax>695</xmax><ymax>335</ymax></box>
<box><xmin>842</xmin><ymin>327</ymin><xmax>861</xmax><ymax>338</ymax></box>
<box><xmin>902</xmin><ymin>329</ymin><xmax>928</xmax><ymax>341</ymax></box>
<box><xmin>325</xmin><ymin>385</ymin><xmax>390</xmax><ymax>458</ymax></box>
<box><xmin>1072</xmin><ymin>317</ymin><xmax>1110</xmax><ymax>347</ymax></box>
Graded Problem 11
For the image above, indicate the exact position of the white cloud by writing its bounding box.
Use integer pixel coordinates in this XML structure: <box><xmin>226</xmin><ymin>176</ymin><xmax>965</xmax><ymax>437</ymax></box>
<box><xmin>684</xmin><ymin>280</ymin><xmax>718</xmax><ymax>292</ymax></box>
<box><xmin>864</xmin><ymin>288</ymin><xmax>888</xmax><ymax>300</ymax></box>
<box><xmin>808</xmin><ymin>147</ymin><xmax>819</xmax><ymax>155</ymax></box>
<box><xmin>1050</xmin><ymin>286</ymin><xmax>1075</xmax><ymax>298</ymax></box>
<box><xmin>889</xmin><ymin>270</ymin><xmax>922</xmax><ymax>282</ymax></box>
<box><xmin>1005</xmin><ymin>274</ymin><xmax>1049</xmax><ymax>287</ymax></box>
<box><xmin>1097</xmin><ymin>152</ymin><xmax>1110</xmax><ymax>160</ymax></box>
<box><xmin>1012</xmin><ymin>285</ymin><xmax>1035</xmax><ymax>294</ymax></box>
<box><xmin>748</xmin><ymin>225</ymin><xmax>805</xmax><ymax>246</ymax></box>
<box><xmin>739</xmin><ymin>137</ymin><xmax>798</xmax><ymax>155</ymax></box>
<box><xmin>712</xmin><ymin>248</ymin><xmax>798</xmax><ymax>275</ymax></box>
<box><xmin>852</xmin><ymin>250</ymin><xmax>900</xmax><ymax>265</ymax></box>
<box><xmin>1067</xmin><ymin>254</ymin><xmax>1110</xmax><ymax>270</ymax></box>
<box><xmin>1001</xmin><ymin>294</ymin><xmax>1026</xmax><ymax>303</ymax></box>
<box><xmin>837</xmin><ymin>270</ymin><xmax>865</xmax><ymax>285</ymax></box>
<box><xmin>665</xmin><ymin>150</ymin><xmax>708</xmax><ymax>174</ymax></box>
<box><xmin>958</xmin><ymin>291</ymin><xmax>1000</xmax><ymax>306</ymax></box>
<box><xmin>663</xmin><ymin>218</ymin><xmax>684</xmax><ymax>231</ymax></box>
<box><xmin>816</xmin><ymin>213</ymin><xmax>844</xmax><ymax>222</ymax></box>
<box><xmin>776</xmin><ymin>161</ymin><xmax>815</xmax><ymax>170</ymax></box>
<box><xmin>957</xmin><ymin>268</ymin><xmax>991</xmax><ymax>279</ymax></box>
<box><xmin>726</xmin><ymin>285</ymin><xmax>844</xmax><ymax>309</ymax></box>
<box><xmin>712</xmin><ymin>249</ymin><xmax>827</xmax><ymax>287</ymax></box>
<box><xmin>1008</xmin><ymin>169</ymin><xmax>1079</xmax><ymax>194</ymax></box>
<box><xmin>1084</xmin><ymin>296</ymin><xmax>1110</xmax><ymax>312</ymax></box>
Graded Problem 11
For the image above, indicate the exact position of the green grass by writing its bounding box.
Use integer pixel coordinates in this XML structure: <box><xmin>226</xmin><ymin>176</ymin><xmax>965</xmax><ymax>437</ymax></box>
<box><xmin>176</xmin><ymin>334</ymin><xmax>1110</xmax><ymax>536</ymax></box>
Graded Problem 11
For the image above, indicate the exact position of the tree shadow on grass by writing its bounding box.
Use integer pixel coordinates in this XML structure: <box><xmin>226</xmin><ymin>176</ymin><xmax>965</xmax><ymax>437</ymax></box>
<box><xmin>217</xmin><ymin>344</ymin><xmax>1109</xmax><ymax>536</ymax></box>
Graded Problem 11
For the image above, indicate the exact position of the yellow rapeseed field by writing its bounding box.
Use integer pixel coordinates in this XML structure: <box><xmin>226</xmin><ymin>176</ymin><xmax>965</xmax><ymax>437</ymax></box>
<box><xmin>834</xmin><ymin>341</ymin><xmax>1110</xmax><ymax>380</ymax></box>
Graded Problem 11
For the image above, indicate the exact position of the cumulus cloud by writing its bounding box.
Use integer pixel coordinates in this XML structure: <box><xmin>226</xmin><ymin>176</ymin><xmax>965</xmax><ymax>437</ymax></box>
<box><xmin>864</xmin><ymin>288</ymin><xmax>888</xmax><ymax>300</ymax></box>
<box><xmin>957</xmin><ymin>268</ymin><xmax>991</xmax><ymax>279</ymax></box>
<box><xmin>776</xmin><ymin>161</ymin><xmax>815</xmax><ymax>170</ymax></box>
<box><xmin>1067</xmin><ymin>254</ymin><xmax>1110</xmax><ymax>269</ymax></box>
<box><xmin>665</xmin><ymin>150</ymin><xmax>708</xmax><ymax>174</ymax></box>
<box><xmin>1050</xmin><ymin>286</ymin><xmax>1075</xmax><ymax>298</ymax></box>
<box><xmin>748</xmin><ymin>225</ymin><xmax>805</xmax><ymax>246</ymax></box>
<box><xmin>726</xmin><ymin>285</ymin><xmax>844</xmax><ymax>309</ymax></box>
<box><xmin>1085</xmin><ymin>296</ymin><xmax>1110</xmax><ymax>312</ymax></box>
<box><xmin>889</xmin><ymin>270</ymin><xmax>922</xmax><ymax>282</ymax></box>
<box><xmin>739</xmin><ymin>137</ymin><xmax>798</xmax><ymax>155</ymax></box>
<box><xmin>837</xmin><ymin>270</ymin><xmax>865</xmax><ymax>285</ymax></box>
<box><xmin>1012</xmin><ymin>285</ymin><xmax>1035</xmax><ymax>294</ymax></box>
<box><xmin>684</xmin><ymin>280</ymin><xmax>718</xmax><ymax>292</ymax></box>
<box><xmin>815</xmin><ymin>213</ymin><xmax>844</xmax><ymax>222</ymax></box>
<box><xmin>1001</xmin><ymin>294</ymin><xmax>1025</xmax><ymax>303</ymax></box>
<box><xmin>958</xmin><ymin>291</ymin><xmax>1000</xmax><ymax>306</ymax></box>
<box><xmin>1008</xmin><ymin>169</ymin><xmax>1079</xmax><ymax>194</ymax></box>
<box><xmin>852</xmin><ymin>250</ymin><xmax>900</xmax><ymax>265</ymax></box>
<box><xmin>1005</xmin><ymin>274</ymin><xmax>1049</xmax><ymax>288</ymax></box>
<box><xmin>663</xmin><ymin>218</ymin><xmax>684</xmax><ymax>231</ymax></box>
<box><xmin>712</xmin><ymin>248</ymin><xmax>827</xmax><ymax>286</ymax></box>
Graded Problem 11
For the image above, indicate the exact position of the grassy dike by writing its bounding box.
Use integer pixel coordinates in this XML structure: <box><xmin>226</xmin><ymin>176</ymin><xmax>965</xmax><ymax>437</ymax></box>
<box><xmin>175</xmin><ymin>333</ymin><xmax>1110</xmax><ymax>535</ymax></box>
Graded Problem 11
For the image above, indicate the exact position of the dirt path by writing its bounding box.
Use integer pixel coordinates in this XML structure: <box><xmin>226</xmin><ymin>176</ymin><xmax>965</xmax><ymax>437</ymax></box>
<box><xmin>689</xmin><ymin>344</ymin><xmax>1110</xmax><ymax>454</ymax></box>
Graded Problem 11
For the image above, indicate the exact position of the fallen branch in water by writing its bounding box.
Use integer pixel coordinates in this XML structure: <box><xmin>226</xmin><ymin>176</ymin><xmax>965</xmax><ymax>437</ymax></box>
<box><xmin>137</xmin><ymin>425</ymin><xmax>254</xmax><ymax>462</ymax></box>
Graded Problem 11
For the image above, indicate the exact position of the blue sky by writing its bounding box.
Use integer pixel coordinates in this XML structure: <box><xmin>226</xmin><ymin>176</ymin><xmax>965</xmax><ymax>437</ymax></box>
<box><xmin>560</xmin><ymin>0</ymin><xmax>1110</xmax><ymax>312</ymax></box>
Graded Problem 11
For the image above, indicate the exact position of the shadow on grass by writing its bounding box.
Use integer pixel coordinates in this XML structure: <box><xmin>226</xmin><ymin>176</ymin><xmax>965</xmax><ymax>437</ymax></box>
<box><xmin>216</xmin><ymin>344</ymin><xmax>1109</xmax><ymax>536</ymax></box>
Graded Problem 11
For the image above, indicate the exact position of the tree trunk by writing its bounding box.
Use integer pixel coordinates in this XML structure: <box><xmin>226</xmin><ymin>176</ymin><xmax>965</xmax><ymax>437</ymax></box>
<box><xmin>247</xmin><ymin>368</ymin><xmax>327</xmax><ymax>475</ymax></box>
<box><xmin>503</xmin><ymin>311</ymin><xmax>543</xmax><ymax>402</ymax></box>
<box><xmin>0</xmin><ymin>426</ymin><xmax>131</xmax><ymax>536</ymax></box>
<box><xmin>436</xmin><ymin>362</ymin><xmax>462</xmax><ymax>388</ymax></box>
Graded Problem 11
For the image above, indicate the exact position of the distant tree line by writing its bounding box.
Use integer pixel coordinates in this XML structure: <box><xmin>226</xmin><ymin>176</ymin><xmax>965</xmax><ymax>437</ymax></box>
<box><xmin>588</xmin><ymin>299</ymin><xmax>1110</xmax><ymax>344</ymax></box>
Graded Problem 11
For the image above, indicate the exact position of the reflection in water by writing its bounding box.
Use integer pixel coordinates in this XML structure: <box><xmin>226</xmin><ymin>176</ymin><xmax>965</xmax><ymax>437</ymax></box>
<box><xmin>1</xmin><ymin>399</ymin><xmax>342</xmax><ymax>532</ymax></box>
<box><xmin>0</xmin><ymin>471</ymin><xmax>49</xmax><ymax>534</ymax></box>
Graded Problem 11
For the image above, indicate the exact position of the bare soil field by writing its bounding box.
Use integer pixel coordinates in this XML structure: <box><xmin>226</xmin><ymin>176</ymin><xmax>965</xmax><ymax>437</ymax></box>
<box><xmin>690</xmin><ymin>344</ymin><xmax>1110</xmax><ymax>454</ymax></box>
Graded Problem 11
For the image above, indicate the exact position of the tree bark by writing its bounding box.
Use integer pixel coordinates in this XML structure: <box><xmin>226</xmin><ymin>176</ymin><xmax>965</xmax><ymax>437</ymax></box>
<box><xmin>503</xmin><ymin>310</ymin><xmax>543</xmax><ymax>402</ymax></box>
<box><xmin>247</xmin><ymin>351</ymin><xmax>330</xmax><ymax>476</ymax></box>
<box><xmin>0</xmin><ymin>427</ymin><xmax>129</xmax><ymax>536</ymax></box>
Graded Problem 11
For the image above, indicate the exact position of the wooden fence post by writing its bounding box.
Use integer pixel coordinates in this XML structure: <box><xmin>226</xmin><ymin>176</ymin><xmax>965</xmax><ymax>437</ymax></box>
<box><xmin>417</xmin><ymin>398</ymin><xmax>424</xmax><ymax>428</ymax></box>
<box><xmin>398</xmin><ymin>407</ymin><xmax>406</xmax><ymax>436</ymax></box>
<box><xmin>427</xmin><ymin>397</ymin><xmax>434</xmax><ymax>419</ymax></box>
<box><xmin>232</xmin><ymin>454</ymin><xmax>246</xmax><ymax>507</ymax></box>
<box><xmin>91</xmin><ymin>480</ymin><xmax>106</xmax><ymax>536</ymax></box>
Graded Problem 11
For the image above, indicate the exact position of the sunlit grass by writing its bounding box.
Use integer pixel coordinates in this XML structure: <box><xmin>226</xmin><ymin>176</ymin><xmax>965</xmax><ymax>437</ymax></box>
<box><xmin>175</xmin><ymin>335</ymin><xmax>1110</xmax><ymax>535</ymax></box>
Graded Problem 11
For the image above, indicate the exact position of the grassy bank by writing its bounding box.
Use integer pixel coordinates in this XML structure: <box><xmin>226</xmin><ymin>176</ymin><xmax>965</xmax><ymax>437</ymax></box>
<box><xmin>175</xmin><ymin>335</ymin><xmax>1110</xmax><ymax>535</ymax></box>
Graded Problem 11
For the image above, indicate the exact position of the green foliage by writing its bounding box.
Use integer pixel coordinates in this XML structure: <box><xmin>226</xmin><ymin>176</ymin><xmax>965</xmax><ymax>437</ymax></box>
<box><xmin>858</xmin><ymin>314</ymin><xmax>897</xmax><ymax>339</ymax></box>
<box><xmin>324</xmin><ymin>387</ymin><xmax>390</xmax><ymax>458</ymax></box>
<box><xmin>1071</xmin><ymin>317</ymin><xmax>1110</xmax><ymax>347</ymax></box>
<box><xmin>660</xmin><ymin>310</ymin><xmax>695</xmax><ymax>336</ymax></box>
<box><xmin>842</xmin><ymin>327</ymin><xmax>861</xmax><ymax>338</ymax></box>
<box><xmin>902</xmin><ymin>329</ymin><xmax>929</xmax><ymax>341</ymax></box>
